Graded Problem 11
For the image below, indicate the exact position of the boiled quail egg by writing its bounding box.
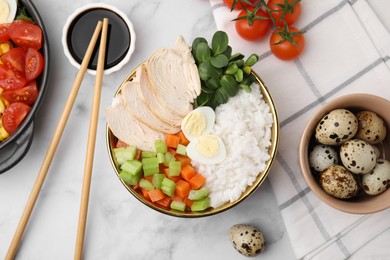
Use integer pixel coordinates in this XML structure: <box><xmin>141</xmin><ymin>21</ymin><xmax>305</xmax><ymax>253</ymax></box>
<box><xmin>339</xmin><ymin>139</ymin><xmax>376</xmax><ymax>174</ymax></box>
<box><xmin>229</xmin><ymin>224</ymin><xmax>265</xmax><ymax>257</ymax></box>
<box><xmin>320</xmin><ymin>165</ymin><xmax>359</xmax><ymax>199</ymax></box>
<box><xmin>315</xmin><ymin>109</ymin><xmax>358</xmax><ymax>145</ymax></box>
<box><xmin>362</xmin><ymin>159</ymin><xmax>390</xmax><ymax>195</ymax></box>
<box><xmin>186</xmin><ymin>134</ymin><xmax>226</xmax><ymax>165</ymax></box>
<box><xmin>0</xmin><ymin>0</ymin><xmax>17</xmax><ymax>23</ymax></box>
<box><xmin>181</xmin><ymin>106</ymin><xmax>215</xmax><ymax>141</ymax></box>
<box><xmin>355</xmin><ymin>111</ymin><xmax>387</xmax><ymax>144</ymax></box>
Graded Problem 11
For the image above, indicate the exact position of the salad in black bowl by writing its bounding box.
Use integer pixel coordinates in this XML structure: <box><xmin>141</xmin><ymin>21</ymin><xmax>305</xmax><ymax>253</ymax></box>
<box><xmin>0</xmin><ymin>0</ymin><xmax>49</xmax><ymax>173</ymax></box>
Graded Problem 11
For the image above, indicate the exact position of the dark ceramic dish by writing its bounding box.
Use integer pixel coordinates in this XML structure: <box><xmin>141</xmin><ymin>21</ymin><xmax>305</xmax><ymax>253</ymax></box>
<box><xmin>0</xmin><ymin>0</ymin><xmax>50</xmax><ymax>173</ymax></box>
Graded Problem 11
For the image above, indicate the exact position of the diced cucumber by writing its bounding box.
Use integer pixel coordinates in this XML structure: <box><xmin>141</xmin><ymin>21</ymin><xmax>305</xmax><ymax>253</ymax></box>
<box><xmin>191</xmin><ymin>198</ymin><xmax>210</xmax><ymax>212</ymax></box>
<box><xmin>114</xmin><ymin>146</ymin><xmax>137</xmax><ymax>165</ymax></box>
<box><xmin>113</xmin><ymin>147</ymin><xmax>125</xmax><ymax>165</ymax></box>
<box><xmin>176</xmin><ymin>144</ymin><xmax>187</xmax><ymax>156</ymax></box>
<box><xmin>188</xmin><ymin>187</ymin><xmax>210</xmax><ymax>201</ymax></box>
<box><xmin>168</xmin><ymin>160</ymin><xmax>181</xmax><ymax>177</ymax></box>
<box><xmin>142</xmin><ymin>151</ymin><xmax>157</xmax><ymax>158</ymax></box>
<box><xmin>152</xmin><ymin>173</ymin><xmax>165</xmax><ymax>189</ymax></box>
<box><xmin>120</xmin><ymin>160</ymin><xmax>142</xmax><ymax>176</ymax></box>
<box><xmin>170</xmin><ymin>200</ymin><xmax>186</xmax><ymax>212</ymax></box>
<box><xmin>139</xmin><ymin>178</ymin><xmax>154</xmax><ymax>190</ymax></box>
<box><xmin>155</xmin><ymin>140</ymin><xmax>168</xmax><ymax>153</ymax></box>
<box><xmin>163</xmin><ymin>152</ymin><xmax>175</xmax><ymax>167</ymax></box>
<box><xmin>119</xmin><ymin>170</ymin><xmax>142</xmax><ymax>186</ymax></box>
<box><xmin>161</xmin><ymin>177</ymin><xmax>176</xmax><ymax>197</ymax></box>
<box><xmin>123</xmin><ymin>146</ymin><xmax>137</xmax><ymax>161</ymax></box>
<box><xmin>142</xmin><ymin>157</ymin><xmax>159</xmax><ymax>176</ymax></box>
<box><xmin>157</xmin><ymin>152</ymin><xmax>165</xmax><ymax>164</ymax></box>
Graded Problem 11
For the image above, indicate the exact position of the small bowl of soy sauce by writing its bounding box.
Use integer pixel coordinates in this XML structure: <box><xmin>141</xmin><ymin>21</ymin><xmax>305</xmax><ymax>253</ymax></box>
<box><xmin>62</xmin><ymin>3</ymin><xmax>136</xmax><ymax>75</ymax></box>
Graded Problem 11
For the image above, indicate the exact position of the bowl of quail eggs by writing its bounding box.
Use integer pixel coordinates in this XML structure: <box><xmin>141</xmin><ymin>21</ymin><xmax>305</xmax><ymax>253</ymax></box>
<box><xmin>299</xmin><ymin>93</ymin><xmax>390</xmax><ymax>214</ymax></box>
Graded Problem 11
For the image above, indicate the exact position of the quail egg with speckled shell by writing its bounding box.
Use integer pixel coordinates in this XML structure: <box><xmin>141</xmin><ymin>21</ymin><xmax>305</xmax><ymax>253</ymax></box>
<box><xmin>315</xmin><ymin>109</ymin><xmax>358</xmax><ymax>145</ymax></box>
<box><xmin>339</xmin><ymin>139</ymin><xmax>377</xmax><ymax>175</ymax></box>
<box><xmin>362</xmin><ymin>159</ymin><xmax>390</xmax><ymax>195</ymax></box>
<box><xmin>309</xmin><ymin>144</ymin><xmax>339</xmax><ymax>172</ymax></box>
<box><xmin>320</xmin><ymin>165</ymin><xmax>359</xmax><ymax>199</ymax></box>
<box><xmin>229</xmin><ymin>224</ymin><xmax>265</xmax><ymax>257</ymax></box>
<box><xmin>355</xmin><ymin>111</ymin><xmax>387</xmax><ymax>144</ymax></box>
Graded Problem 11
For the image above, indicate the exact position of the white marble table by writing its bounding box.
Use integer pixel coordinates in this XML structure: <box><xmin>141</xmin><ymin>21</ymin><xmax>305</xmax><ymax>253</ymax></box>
<box><xmin>0</xmin><ymin>0</ymin><xmax>388</xmax><ymax>259</ymax></box>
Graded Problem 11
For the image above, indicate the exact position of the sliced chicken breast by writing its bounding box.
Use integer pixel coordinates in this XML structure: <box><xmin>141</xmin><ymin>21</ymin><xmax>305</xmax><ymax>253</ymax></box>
<box><xmin>145</xmin><ymin>36</ymin><xmax>200</xmax><ymax>117</ymax></box>
<box><xmin>121</xmin><ymin>76</ymin><xmax>180</xmax><ymax>134</ymax></box>
<box><xmin>106</xmin><ymin>94</ymin><xmax>166</xmax><ymax>152</ymax></box>
<box><xmin>136</xmin><ymin>64</ymin><xmax>184</xmax><ymax>127</ymax></box>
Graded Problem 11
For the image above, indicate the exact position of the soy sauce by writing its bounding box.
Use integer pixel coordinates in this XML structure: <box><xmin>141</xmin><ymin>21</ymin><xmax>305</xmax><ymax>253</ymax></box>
<box><xmin>67</xmin><ymin>8</ymin><xmax>131</xmax><ymax>70</ymax></box>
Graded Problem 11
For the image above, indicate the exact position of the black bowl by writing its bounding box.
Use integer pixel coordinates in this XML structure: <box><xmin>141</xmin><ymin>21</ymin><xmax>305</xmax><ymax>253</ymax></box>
<box><xmin>0</xmin><ymin>0</ymin><xmax>50</xmax><ymax>173</ymax></box>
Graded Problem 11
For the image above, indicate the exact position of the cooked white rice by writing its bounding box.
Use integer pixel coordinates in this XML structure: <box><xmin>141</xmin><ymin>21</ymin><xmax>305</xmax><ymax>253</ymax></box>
<box><xmin>191</xmin><ymin>85</ymin><xmax>273</xmax><ymax>208</ymax></box>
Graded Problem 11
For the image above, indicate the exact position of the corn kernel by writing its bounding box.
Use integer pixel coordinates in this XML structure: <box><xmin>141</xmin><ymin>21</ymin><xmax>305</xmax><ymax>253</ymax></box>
<box><xmin>0</xmin><ymin>99</ymin><xmax>4</xmax><ymax>114</ymax></box>
<box><xmin>0</xmin><ymin>42</ymin><xmax>12</xmax><ymax>56</ymax></box>
<box><xmin>0</xmin><ymin>126</ymin><xmax>9</xmax><ymax>141</ymax></box>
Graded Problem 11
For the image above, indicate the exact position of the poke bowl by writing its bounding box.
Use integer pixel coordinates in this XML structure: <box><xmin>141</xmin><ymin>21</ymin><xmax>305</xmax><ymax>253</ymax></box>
<box><xmin>0</xmin><ymin>0</ymin><xmax>50</xmax><ymax>173</ymax></box>
<box><xmin>299</xmin><ymin>94</ymin><xmax>390</xmax><ymax>214</ymax></box>
<box><xmin>106</xmin><ymin>35</ymin><xmax>279</xmax><ymax>217</ymax></box>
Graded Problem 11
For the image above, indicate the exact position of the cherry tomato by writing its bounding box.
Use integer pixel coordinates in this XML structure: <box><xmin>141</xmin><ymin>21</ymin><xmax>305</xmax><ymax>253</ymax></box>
<box><xmin>2</xmin><ymin>80</ymin><xmax>38</xmax><ymax>105</ymax></box>
<box><xmin>223</xmin><ymin>0</ymin><xmax>260</xmax><ymax>10</ymax></box>
<box><xmin>2</xmin><ymin>102</ymin><xmax>31</xmax><ymax>135</ymax></box>
<box><xmin>0</xmin><ymin>64</ymin><xmax>27</xmax><ymax>90</ymax></box>
<box><xmin>235</xmin><ymin>9</ymin><xmax>271</xmax><ymax>41</ymax></box>
<box><xmin>0</xmin><ymin>47</ymin><xmax>27</xmax><ymax>72</ymax></box>
<box><xmin>267</xmin><ymin>0</ymin><xmax>302</xmax><ymax>26</ymax></box>
<box><xmin>270</xmin><ymin>26</ymin><xmax>305</xmax><ymax>60</ymax></box>
<box><xmin>8</xmin><ymin>21</ymin><xmax>43</xmax><ymax>50</ymax></box>
<box><xmin>25</xmin><ymin>48</ymin><xmax>44</xmax><ymax>81</ymax></box>
<box><xmin>0</xmin><ymin>24</ymin><xmax>10</xmax><ymax>42</ymax></box>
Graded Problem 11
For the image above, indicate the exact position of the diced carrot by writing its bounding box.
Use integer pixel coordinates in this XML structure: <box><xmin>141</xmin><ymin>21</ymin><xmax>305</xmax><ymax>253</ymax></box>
<box><xmin>168</xmin><ymin>147</ymin><xmax>176</xmax><ymax>156</ymax></box>
<box><xmin>189</xmin><ymin>173</ymin><xmax>206</xmax><ymax>190</ymax></box>
<box><xmin>183</xmin><ymin>197</ymin><xmax>193</xmax><ymax>208</ymax></box>
<box><xmin>148</xmin><ymin>189</ymin><xmax>165</xmax><ymax>202</ymax></box>
<box><xmin>132</xmin><ymin>184</ymin><xmax>140</xmax><ymax>191</ymax></box>
<box><xmin>116</xmin><ymin>139</ymin><xmax>128</xmax><ymax>148</ymax></box>
<box><xmin>159</xmin><ymin>164</ymin><xmax>167</xmax><ymax>173</ymax></box>
<box><xmin>175</xmin><ymin>179</ymin><xmax>191</xmax><ymax>198</ymax></box>
<box><xmin>172</xmin><ymin>195</ymin><xmax>183</xmax><ymax>202</ymax></box>
<box><xmin>175</xmin><ymin>155</ymin><xmax>191</xmax><ymax>167</ymax></box>
<box><xmin>166</xmin><ymin>134</ymin><xmax>180</xmax><ymax>148</ymax></box>
<box><xmin>155</xmin><ymin>196</ymin><xmax>172</xmax><ymax>208</ymax></box>
<box><xmin>144</xmin><ymin>175</ymin><xmax>154</xmax><ymax>183</ymax></box>
<box><xmin>163</xmin><ymin>167</ymin><xmax>170</xmax><ymax>176</ymax></box>
<box><xmin>167</xmin><ymin>175</ymin><xmax>181</xmax><ymax>182</ymax></box>
<box><xmin>177</xmin><ymin>131</ymin><xmax>190</xmax><ymax>146</ymax></box>
<box><xmin>141</xmin><ymin>188</ymin><xmax>150</xmax><ymax>200</ymax></box>
<box><xmin>135</xmin><ymin>149</ymin><xmax>142</xmax><ymax>161</ymax></box>
<box><xmin>181</xmin><ymin>164</ymin><xmax>196</xmax><ymax>182</ymax></box>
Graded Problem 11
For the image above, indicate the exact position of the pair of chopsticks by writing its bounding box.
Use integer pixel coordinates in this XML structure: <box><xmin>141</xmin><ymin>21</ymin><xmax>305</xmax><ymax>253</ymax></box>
<box><xmin>6</xmin><ymin>18</ymin><xmax>109</xmax><ymax>260</ymax></box>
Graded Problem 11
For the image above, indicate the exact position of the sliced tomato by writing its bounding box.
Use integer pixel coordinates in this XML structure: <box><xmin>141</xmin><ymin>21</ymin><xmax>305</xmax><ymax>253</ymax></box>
<box><xmin>0</xmin><ymin>23</ymin><xmax>10</xmax><ymax>42</ymax></box>
<box><xmin>2</xmin><ymin>102</ymin><xmax>31</xmax><ymax>135</ymax></box>
<box><xmin>9</xmin><ymin>21</ymin><xmax>43</xmax><ymax>50</ymax></box>
<box><xmin>25</xmin><ymin>48</ymin><xmax>44</xmax><ymax>81</ymax></box>
<box><xmin>2</xmin><ymin>80</ymin><xmax>38</xmax><ymax>105</ymax></box>
<box><xmin>0</xmin><ymin>47</ymin><xmax>27</xmax><ymax>72</ymax></box>
<box><xmin>0</xmin><ymin>64</ymin><xmax>27</xmax><ymax>90</ymax></box>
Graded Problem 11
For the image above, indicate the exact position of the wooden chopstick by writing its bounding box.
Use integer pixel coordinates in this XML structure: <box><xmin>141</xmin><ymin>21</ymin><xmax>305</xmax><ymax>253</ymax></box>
<box><xmin>5</xmin><ymin>21</ymin><xmax>103</xmax><ymax>260</ymax></box>
<box><xmin>74</xmin><ymin>18</ymin><xmax>109</xmax><ymax>260</ymax></box>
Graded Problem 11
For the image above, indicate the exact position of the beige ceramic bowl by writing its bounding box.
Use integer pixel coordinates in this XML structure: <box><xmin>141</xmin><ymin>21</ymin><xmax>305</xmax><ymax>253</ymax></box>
<box><xmin>300</xmin><ymin>94</ymin><xmax>390</xmax><ymax>214</ymax></box>
<box><xmin>106</xmin><ymin>68</ymin><xmax>279</xmax><ymax>218</ymax></box>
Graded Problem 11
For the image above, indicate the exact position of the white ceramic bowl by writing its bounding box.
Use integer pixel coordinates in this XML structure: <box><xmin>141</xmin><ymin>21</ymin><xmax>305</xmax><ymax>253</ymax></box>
<box><xmin>62</xmin><ymin>3</ymin><xmax>135</xmax><ymax>75</ymax></box>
